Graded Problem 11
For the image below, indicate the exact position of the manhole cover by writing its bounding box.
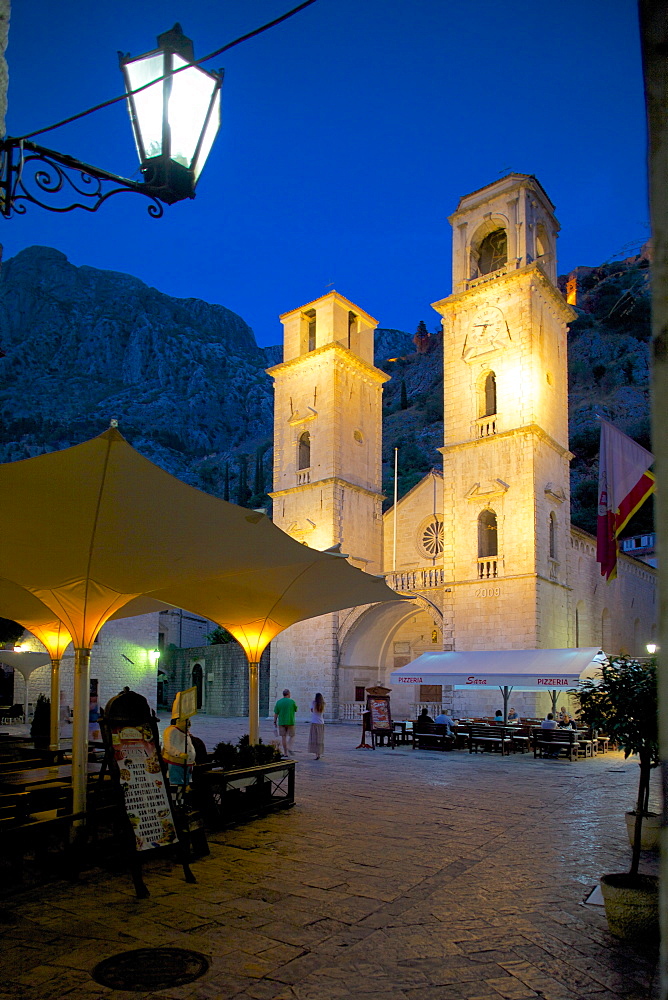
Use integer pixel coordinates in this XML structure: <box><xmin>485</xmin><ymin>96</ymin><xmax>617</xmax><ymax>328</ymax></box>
<box><xmin>92</xmin><ymin>947</ymin><xmax>209</xmax><ymax>991</ymax></box>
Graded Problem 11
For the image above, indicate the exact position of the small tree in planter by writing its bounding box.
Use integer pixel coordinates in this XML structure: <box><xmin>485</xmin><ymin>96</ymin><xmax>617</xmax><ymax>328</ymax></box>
<box><xmin>577</xmin><ymin>656</ymin><xmax>659</xmax><ymax>940</ymax></box>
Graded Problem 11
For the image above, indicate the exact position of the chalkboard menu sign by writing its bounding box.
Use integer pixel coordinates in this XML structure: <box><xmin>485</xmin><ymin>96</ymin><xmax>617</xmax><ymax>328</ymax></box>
<box><xmin>109</xmin><ymin>721</ymin><xmax>177</xmax><ymax>852</ymax></box>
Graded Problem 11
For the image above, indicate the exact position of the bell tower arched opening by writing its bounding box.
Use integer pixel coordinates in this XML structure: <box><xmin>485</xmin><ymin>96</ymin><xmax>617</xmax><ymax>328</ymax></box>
<box><xmin>478</xmin><ymin>509</ymin><xmax>498</xmax><ymax>558</ymax></box>
<box><xmin>298</xmin><ymin>431</ymin><xmax>311</xmax><ymax>470</ymax></box>
<box><xmin>477</xmin><ymin>228</ymin><xmax>507</xmax><ymax>276</ymax></box>
<box><xmin>482</xmin><ymin>372</ymin><xmax>497</xmax><ymax>417</ymax></box>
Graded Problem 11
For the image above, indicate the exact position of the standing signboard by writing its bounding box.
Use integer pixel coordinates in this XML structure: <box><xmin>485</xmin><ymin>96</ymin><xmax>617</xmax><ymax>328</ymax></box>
<box><xmin>365</xmin><ymin>685</ymin><xmax>394</xmax><ymax>749</ymax></box>
<box><xmin>108</xmin><ymin>719</ymin><xmax>177</xmax><ymax>852</ymax></box>
<box><xmin>99</xmin><ymin>686</ymin><xmax>196</xmax><ymax>897</ymax></box>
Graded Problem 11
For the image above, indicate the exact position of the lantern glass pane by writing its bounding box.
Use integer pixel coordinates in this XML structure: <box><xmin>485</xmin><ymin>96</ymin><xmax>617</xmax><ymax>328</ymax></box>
<box><xmin>125</xmin><ymin>53</ymin><xmax>165</xmax><ymax>160</ymax></box>
<box><xmin>169</xmin><ymin>54</ymin><xmax>219</xmax><ymax>169</ymax></box>
<box><xmin>194</xmin><ymin>89</ymin><xmax>220</xmax><ymax>181</ymax></box>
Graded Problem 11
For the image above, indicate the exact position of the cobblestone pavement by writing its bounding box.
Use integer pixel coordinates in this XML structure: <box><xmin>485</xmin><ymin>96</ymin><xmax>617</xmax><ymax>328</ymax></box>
<box><xmin>1</xmin><ymin>716</ymin><xmax>661</xmax><ymax>1000</ymax></box>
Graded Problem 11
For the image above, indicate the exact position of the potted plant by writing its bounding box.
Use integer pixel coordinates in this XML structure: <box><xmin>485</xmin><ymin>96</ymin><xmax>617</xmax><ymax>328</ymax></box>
<box><xmin>30</xmin><ymin>693</ymin><xmax>51</xmax><ymax>750</ymax></box>
<box><xmin>211</xmin><ymin>734</ymin><xmax>282</xmax><ymax>770</ymax></box>
<box><xmin>202</xmin><ymin>735</ymin><xmax>292</xmax><ymax>827</ymax></box>
<box><xmin>577</xmin><ymin>656</ymin><xmax>659</xmax><ymax>941</ymax></box>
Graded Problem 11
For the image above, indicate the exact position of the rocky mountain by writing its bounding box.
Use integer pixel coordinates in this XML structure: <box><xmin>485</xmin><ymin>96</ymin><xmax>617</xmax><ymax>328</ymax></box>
<box><xmin>0</xmin><ymin>246</ymin><xmax>274</xmax><ymax>494</ymax></box>
<box><xmin>0</xmin><ymin>245</ymin><xmax>652</xmax><ymax>533</ymax></box>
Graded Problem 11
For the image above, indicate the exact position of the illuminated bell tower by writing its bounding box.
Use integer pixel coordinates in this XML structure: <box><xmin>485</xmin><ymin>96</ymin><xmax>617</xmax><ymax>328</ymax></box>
<box><xmin>432</xmin><ymin>174</ymin><xmax>577</xmax><ymax>650</ymax></box>
<box><xmin>267</xmin><ymin>291</ymin><xmax>388</xmax><ymax>716</ymax></box>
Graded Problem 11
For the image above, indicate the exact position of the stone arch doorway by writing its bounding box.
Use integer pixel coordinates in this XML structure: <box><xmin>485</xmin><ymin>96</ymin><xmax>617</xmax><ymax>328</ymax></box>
<box><xmin>191</xmin><ymin>662</ymin><xmax>203</xmax><ymax>710</ymax></box>
<box><xmin>338</xmin><ymin>596</ymin><xmax>444</xmax><ymax>718</ymax></box>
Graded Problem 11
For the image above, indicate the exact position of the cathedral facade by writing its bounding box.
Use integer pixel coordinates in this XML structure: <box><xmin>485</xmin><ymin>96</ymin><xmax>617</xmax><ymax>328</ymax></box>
<box><xmin>268</xmin><ymin>175</ymin><xmax>657</xmax><ymax>721</ymax></box>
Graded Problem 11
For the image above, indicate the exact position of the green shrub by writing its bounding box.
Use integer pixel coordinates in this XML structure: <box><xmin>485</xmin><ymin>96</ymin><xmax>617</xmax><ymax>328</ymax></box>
<box><xmin>211</xmin><ymin>734</ymin><xmax>282</xmax><ymax>770</ymax></box>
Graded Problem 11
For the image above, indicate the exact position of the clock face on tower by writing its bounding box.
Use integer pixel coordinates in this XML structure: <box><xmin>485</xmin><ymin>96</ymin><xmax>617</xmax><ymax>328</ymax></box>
<box><xmin>462</xmin><ymin>305</ymin><xmax>511</xmax><ymax>362</ymax></box>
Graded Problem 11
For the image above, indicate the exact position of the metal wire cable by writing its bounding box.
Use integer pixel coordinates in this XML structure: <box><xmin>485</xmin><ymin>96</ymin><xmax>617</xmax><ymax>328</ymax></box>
<box><xmin>15</xmin><ymin>0</ymin><xmax>319</xmax><ymax>142</ymax></box>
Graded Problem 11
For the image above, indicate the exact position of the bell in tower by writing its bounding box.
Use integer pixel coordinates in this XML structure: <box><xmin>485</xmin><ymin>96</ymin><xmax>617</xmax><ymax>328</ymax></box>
<box><xmin>450</xmin><ymin>172</ymin><xmax>560</xmax><ymax>295</ymax></box>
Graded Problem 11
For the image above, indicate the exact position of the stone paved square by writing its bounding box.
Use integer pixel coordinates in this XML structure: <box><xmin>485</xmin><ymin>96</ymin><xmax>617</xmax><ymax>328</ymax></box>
<box><xmin>0</xmin><ymin>717</ymin><xmax>660</xmax><ymax>999</ymax></box>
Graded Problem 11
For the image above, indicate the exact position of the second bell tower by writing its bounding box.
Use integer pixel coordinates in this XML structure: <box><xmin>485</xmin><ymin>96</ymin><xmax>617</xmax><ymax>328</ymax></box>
<box><xmin>268</xmin><ymin>291</ymin><xmax>388</xmax><ymax>715</ymax></box>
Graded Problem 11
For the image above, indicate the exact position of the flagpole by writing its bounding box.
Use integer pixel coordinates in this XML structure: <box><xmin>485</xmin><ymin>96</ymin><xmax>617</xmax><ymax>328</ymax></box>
<box><xmin>393</xmin><ymin>447</ymin><xmax>398</xmax><ymax>573</ymax></box>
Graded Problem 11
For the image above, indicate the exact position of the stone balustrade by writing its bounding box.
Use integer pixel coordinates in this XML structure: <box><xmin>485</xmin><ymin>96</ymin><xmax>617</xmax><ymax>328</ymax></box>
<box><xmin>385</xmin><ymin>568</ymin><xmax>445</xmax><ymax>591</ymax></box>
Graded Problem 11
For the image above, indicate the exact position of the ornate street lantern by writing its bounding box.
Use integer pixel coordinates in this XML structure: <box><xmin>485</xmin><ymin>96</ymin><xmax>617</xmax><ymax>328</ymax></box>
<box><xmin>0</xmin><ymin>24</ymin><xmax>222</xmax><ymax>217</ymax></box>
<box><xmin>120</xmin><ymin>24</ymin><xmax>222</xmax><ymax>204</ymax></box>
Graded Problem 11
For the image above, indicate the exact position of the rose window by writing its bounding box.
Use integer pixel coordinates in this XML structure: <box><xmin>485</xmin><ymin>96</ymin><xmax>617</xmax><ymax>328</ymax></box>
<box><xmin>421</xmin><ymin>519</ymin><xmax>444</xmax><ymax>557</ymax></box>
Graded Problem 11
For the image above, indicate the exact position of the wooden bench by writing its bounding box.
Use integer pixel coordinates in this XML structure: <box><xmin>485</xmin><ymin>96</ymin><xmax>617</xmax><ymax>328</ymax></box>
<box><xmin>0</xmin><ymin>755</ymin><xmax>51</xmax><ymax>773</ymax></box>
<box><xmin>509</xmin><ymin>726</ymin><xmax>531</xmax><ymax>753</ymax></box>
<box><xmin>413</xmin><ymin>723</ymin><xmax>455</xmax><ymax>751</ymax></box>
<box><xmin>468</xmin><ymin>724</ymin><xmax>511</xmax><ymax>755</ymax></box>
<box><xmin>532</xmin><ymin>727</ymin><xmax>579</xmax><ymax>761</ymax></box>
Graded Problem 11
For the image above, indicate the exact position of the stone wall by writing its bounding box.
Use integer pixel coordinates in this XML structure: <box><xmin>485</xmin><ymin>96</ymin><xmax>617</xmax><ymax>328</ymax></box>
<box><xmin>570</xmin><ymin>528</ymin><xmax>657</xmax><ymax>655</ymax></box>
<box><xmin>165</xmin><ymin>642</ymin><xmax>270</xmax><ymax>718</ymax></box>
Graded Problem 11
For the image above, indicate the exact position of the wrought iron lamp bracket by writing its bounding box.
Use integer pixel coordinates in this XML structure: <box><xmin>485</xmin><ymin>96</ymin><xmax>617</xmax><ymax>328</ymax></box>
<box><xmin>0</xmin><ymin>138</ymin><xmax>166</xmax><ymax>218</ymax></box>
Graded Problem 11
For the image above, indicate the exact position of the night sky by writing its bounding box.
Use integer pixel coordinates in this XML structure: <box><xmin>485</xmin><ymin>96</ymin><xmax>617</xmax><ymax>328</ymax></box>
<box><xmin>3</xmin><ymin>0</ymin><xmax>647</xmax><ymax>347</ymax></box>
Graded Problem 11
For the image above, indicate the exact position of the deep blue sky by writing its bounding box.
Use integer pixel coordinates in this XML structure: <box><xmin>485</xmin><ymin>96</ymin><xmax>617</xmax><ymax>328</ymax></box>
<box><xmin>3</xmin><ymin>0</ymin><xmax>647</xmax><ymax>347</ymax></box>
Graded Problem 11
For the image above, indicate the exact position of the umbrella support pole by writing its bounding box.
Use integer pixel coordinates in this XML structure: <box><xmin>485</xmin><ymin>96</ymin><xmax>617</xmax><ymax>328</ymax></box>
<box><xmin>248</xmin><ymin>660</ymin><xmax>260</xmax><ymax>745</ymax></box>
<box><xmin>550</xmin><ymin>690</ymin><xmax>558</xmax><ymax>717</ymax></box>
<box><xmin>49</xmin><ymin>657</ymin><xmax>61</xmax><ymax>754</ymax></box>
<box><xmin>72</xmin><ymin>647</ymin><xmax>91</xmax><ymax>834</ymax></box>
<box><xmin>498</xmin><ymin>685</ymin><xmax>512</xmax><ymax>724</ymax></box>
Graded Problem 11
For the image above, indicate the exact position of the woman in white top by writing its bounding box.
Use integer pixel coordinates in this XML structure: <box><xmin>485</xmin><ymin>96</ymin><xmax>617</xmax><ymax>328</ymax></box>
<box><xmin>307</xmin><ymin>692</ymin><xmax>325</xmax><ymax>759</ymax></box>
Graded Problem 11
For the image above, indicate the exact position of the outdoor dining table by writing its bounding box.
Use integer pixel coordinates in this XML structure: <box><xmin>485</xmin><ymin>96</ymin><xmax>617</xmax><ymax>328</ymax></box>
<box><xmin>0</xmin><ymin>762</ymin><xmax>102</xmax><ymax>792</ymax></box>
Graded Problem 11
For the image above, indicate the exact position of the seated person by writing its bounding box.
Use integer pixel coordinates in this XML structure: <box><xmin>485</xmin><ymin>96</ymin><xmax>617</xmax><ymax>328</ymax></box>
<box><xmin>434</xmin><ymin>710</ymin><xmax>455</xmax><ymax>732</ymax></box>
<box><xmin>494</xmin><ymin>710</ymin><xmax>504</xmax><ymax>724</ymax></box>
<box><xmin>541</xmin><ymin>713</ymin><xmax>558</xmax><ymax>730</ymax></box>
<box><xmin>507</xmin><ymin>707</ymin><xmax>520</xmax><ymax>723</ymax></box>
<box><xmin>558</xmin><ymin>713</ymin><xmax>575</xmax><ymax>730</ymax></box>
<box><xmin>415</xmin><ymin>708</ymin><xmax>434</xmax><ymax>731</ymax></box>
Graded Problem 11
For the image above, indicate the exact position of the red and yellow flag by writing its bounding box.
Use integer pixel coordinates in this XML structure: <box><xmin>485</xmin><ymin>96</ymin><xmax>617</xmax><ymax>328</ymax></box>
<box><xmin>597</xmin><ymin>419</ymin><xmax>655</xmax><ymax>581</ymax></box>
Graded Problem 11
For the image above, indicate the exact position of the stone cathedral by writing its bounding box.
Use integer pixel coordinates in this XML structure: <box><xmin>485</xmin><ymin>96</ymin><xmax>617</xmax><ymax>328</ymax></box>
<box><xmin>268</xmin><ymin>175</ymin><xmax>656</xmax><ymax>721</ymax></box>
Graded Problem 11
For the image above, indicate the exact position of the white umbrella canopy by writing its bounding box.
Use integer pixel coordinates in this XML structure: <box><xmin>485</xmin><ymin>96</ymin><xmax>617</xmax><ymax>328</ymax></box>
<box><xmin>148</xmin><ymin>543</ymin><xmax>405</xmax><ymax>739</ymax></box>
<box><xmin>0</xmin><ymin>650</ymin><xmax>52</xmax><ymax>680</ymax></box>
<box><xmin>0</xmin><ymin>649</ymin><xmax>52</xmax><ymax>722</ymax></box>
<box><xmin>390</xmin><ymin>648</ymin><xmax>605</xmax><ymax>719</ymax></box>
<box><xmin>0</xmin><ymin>576</ymin><xmax>174</xmax><ymax>748</ymax></box>
<box><xmin>0</xmin><ymin>427</ymin><xmax>403</xmax><ymax>814</ymax></box>
<box><xmin>390</xmin><ymin>648</ymin><xmax>605</xmax><ymax>689</ymax></box>
<box><xmin>0</xmin><ymin>427</ymin><xmax>353</xmax><ymax>650</ymax></box>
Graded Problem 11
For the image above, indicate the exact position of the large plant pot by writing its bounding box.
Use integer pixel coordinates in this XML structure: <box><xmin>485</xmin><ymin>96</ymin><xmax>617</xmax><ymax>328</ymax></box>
<box><xmin>624</xmin><ymin>811</ymin><xmax>661</xmax><ymax>851</ymax></box>
<box><xmin>600</xmin><ymin>873</ymin><xmax>659</xmax><ymax>941</ymax></box>
<box><xmin>198</xmin><ymin>759</ymin><xmax>296</xmax><ymax>828</ymax></box>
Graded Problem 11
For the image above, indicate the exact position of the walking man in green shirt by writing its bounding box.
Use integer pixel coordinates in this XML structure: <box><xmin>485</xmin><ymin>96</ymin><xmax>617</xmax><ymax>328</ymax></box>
<box><xmin>273</xmin><ymin>688</ymin><xmax>298</xmax><ymax>757</ymax></box>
